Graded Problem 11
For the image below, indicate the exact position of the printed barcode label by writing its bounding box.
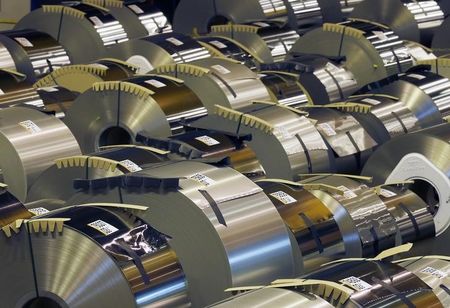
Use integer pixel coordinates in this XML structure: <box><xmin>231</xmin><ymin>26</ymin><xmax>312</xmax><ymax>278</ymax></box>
<box><xmin>372</xmin><ymin>30</ymin><xmax>389</xmax><ymax>41</ymax></box>
<box><xmin>270</xmin><ymin>191</ymin><xmax>297</xmax><ymax>205</ymax></box>
<box><xmin>408</xmin><ymin>73</ymin><xmax>426</xmax><ymax>80</ymax></box>
<box><xmin>19</xmin><ymin>120</ymin><xmax>41</xmax><ymax>134</ymax></box>
<box><xmin>87</xmin><ymin>220</ymin><xmax>119</xmax><ymax>235</ymax></box>
<box><xmin>28</xmin><ymin>207</ymin><xmax>49</xmax><ymax>216</ymax></box>
<box><xmin>340</xmin><ymin>276</ymin><xmax>372</xmax><ymax>291</ymax></box>
<box><xmin>14</xmin><ymin>37</ymin><xmax>33</xmax><ymax>47</ymax></box>
<box><xmin>195</xmin><ymin>135</ymin><xmax>220</xmax><ymax>146</ymax></box>
<box><xmin>120</xmin><ymin>159</ymin><xmax>142</xmax><ymax>172</ymax></box>
<box><xmin>145</xmin><ymin>79</ymin><xmax>167</xmax><ymax>88</ymax></box>
<box><xmin>166</xmin><ymin>37</ymin><xmax>184</xmax><ymax>46</ymax></box>
<box><xmin>420</xmin><ymin>266</ymin><xmax>447</xmax><ymax>279</ymax></box>
<box><xmin>128</xmin><ymin>4</ymin><xmax>144</xmax><ymax>14</ymax></box>
<box><xmin>379</xmin><ymin>188</ymin><xmax>397</xmax><ymax>198</ymax></box>
<box><xmin>362</xmin><ymin>98</ymin><xmax>381</xmax><ymax>105</ymax></box>
<box><xmin>211</xmin><ymin>64</ymin><xmax>231</xmax><ymax>75</ymax></box>
<box><xmin>209</xmin><ymin>40</ymin><xmax>227</xmax><ymax>49</ymax></box>
<box><xmin>189</xmin><ymin>173</ymin><xmax>215</xmax><ymax>186</ymax></box>
<box><xmin>317</xmin><ymin>122</ymin><xmax>337</xmax><ymax>136</ymax></box>
<box><xmin>89</xmin><ymin>16</ymin><xmax>104</xmax><ymax>27</ymax></box>
<box><xmin>337</xmin><ymin>185</ymin><xmax>357</xmax><ymax>199</ymax></box>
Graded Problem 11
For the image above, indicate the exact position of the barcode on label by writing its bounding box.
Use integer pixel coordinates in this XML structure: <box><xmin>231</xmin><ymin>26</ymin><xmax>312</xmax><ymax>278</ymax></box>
<box><xmin>317</xmin><ymin>122</ymin><xmax>337</xmax><ymax>136</ymax></box>
<box><xmin>337</xmin><ymin>185</ymin><xmax>357</xmax><ymax>199</ymax></box>
<box><xmin>166</xmin><ymin>37</ymin><xmax>184</xmax><ymax>46</ymax></box>
<box><xmin>408</xmin><ymin>73</ymin><xmax>426</xmax><ymax>80</ymax></box>
<box><xmin>379</xmin><ymin>188</ymin><xmax>397</xmax><ymax>198</ymax></box>
<box><xmin>87</xmin><ymin>220</ymin><xmax>119</xmax><ymax>235</ymax></box>
<box><xmin>89</xmin><ymin>16</ymin><xmax>104</xmax><ymax>27</ymax></box>
<box><xmin>211</xmin><ymin>64</ymin><xmax>231</xmax><ymax>75</ymax></box>
<box><xmin>145</xmin><ymin>79</ymin><xmax>167</xmax><ymax>88</ymax></box>
<box><xmin>362</xmin><ymin>98</ymin><xmax>381</xmax><ymax>105</ymax></box>
<box><xmin>209</xmin><ymin>40</ymin><xmax>227</xmax><ymax>49</ymax></box>
<box><xmin>195</xmin><ymin>135</ymin><xmax>220</xmax><ymax>146</ymax></box>
<box><xmin>189</xmin><ymin>173</ymin><xmax>215</xmax><ymax>186</ymax></box>
<box><xmin>120</xmin><ymin>159</ymin><xmax>142</xmax><ymax>172</ymax></box>
<box><xmin>270</xmin><ymin>191</ymin><xmax>297</xmax><ymax>205</ymax></box>
<box><xmin>14</xmin><ymin>37</ymin><xmax>33</xmax><ymax>47</ymax></box>
<box><xmin>128</xmin><ymin>4</ymin><xmax>144</xmax><ymax>14</ymax></box>
<box><xmin>420</xmin><ymin>266</ymin><xmax>447</xmax><ymax>279</ymax></box>
<box><xmin>28</xmin><ymin>207</ymin><xmax>49</xmax><ymax>216</ymax></box>
<box><xmin>19</xmin><ymin>120</ymin><xmax>41</xmax><ymax>134</ymax></box>
<box><xmin>340</xmin><ymin>276</ymin><xmax>372</xmax><ymax>291</ymax></box>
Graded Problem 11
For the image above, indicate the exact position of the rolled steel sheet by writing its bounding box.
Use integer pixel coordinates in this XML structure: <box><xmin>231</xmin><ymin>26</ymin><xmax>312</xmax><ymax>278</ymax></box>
<box><xmin>0</xmin><ymin>107</ymin><xmax>81</xmax><ymax>202</ymax></box>
<box><xmin>154</xmin><ymin>57</ymin><xmax>272</xmax><ymax>112</ymax></box>
<box><xmin>64</xmin><ymin>74</ymin><xmax>206</xmax><ymax>153</ymax></box>
<box><xmin>195</xmin><ymin>103</ymin><xmax>334</xmax><ymax>180</ymax></box>
<box><xmin>15</xmin><ymin>3</ymin><xmax>138</xmax><ymax>63</ymax></box>
<box><xmin>27</xmin><ymin>145</ymin><xmax>167</xmax><ymax>202</ymax></box>
<box><xmin>290</xmin><ymin>19</ymin><xmax>435</xmax><ymax>87</ymax></box>
<box><xmin>121</xmin><ymin>0</ymin><xmax>172</xmax><ymax>36</ymax></box>
<box><xmin>67</xmin><ymin>160</ymin><xmax>301</xmax><ymax>306</ymax></box>
<box><xmin>362</xmin><ymin>123</ymin><xmax>450</xmax><ymax>235</ymax></box>
<box><xmin>399</xmin><ymin>257</ymin><xmax>450</xmax><ymax>307</ymax></box>
<box><xmin>0</xmin><ymin>29</ymin><xmax>71</xmax><ymax>81</ymax></box>
<box><xmin>111</xmin><ymin>32</ymin><xmax>214</xmax><ymax>74</ymax></box>
<box><xmin>33</xmin><ymin>59</ymin><xmax>137</xmax><ymax>93</ymax></box>
<box><xmin>209</xmin><ymin>287</ymin><xmax>334</xmax><ymax>307</ymax></box>
<box><xmin>0</xmin><ymin>185</ymin><xmax>32</xmax><ymax>228</ymax></box>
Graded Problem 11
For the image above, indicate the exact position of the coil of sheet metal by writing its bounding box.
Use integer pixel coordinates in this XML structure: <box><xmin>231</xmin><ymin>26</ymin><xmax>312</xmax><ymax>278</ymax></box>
<box><xmin>351</xmin><ymin>0</ymin><xmax>447</xmax><ymax>45</ymax></box>
<box><xmin>362</xmin><ymin>123</ymin><xmax>450</xmax><ymax>236</ymax></box>
<box><xmin>62</xmin><ymin>160</ymin><xmax>301</xmax><ymax>306</ymax></box>
<box><xmin>15</xmin><ymin>2</ymin><xmax>140</xmax><ymax>63</ymax></box>
<box><xmin>0</xmin><ymin>184</ymin><xmax>32</xmax><ymax>229</ymax></box>
<box><xmin>33</xmin><ymin>58</ymin><xmax>137</xmax><ymax>93</ymax></box>
<box><xmin>289</xmin><ymin>19</ymin><xmax>436</xmax><ymax>88</ymax></box>
<box><xmin>64</xmin><ymin>74</ymin><xmax>206</xmax><ymax>153</ymax></box>
<box><xmin>26</xmin><ymin>145</ymin><xmax>168</xmax><ymax>202</ymax></box>
<box><xmin>154</xmin><ymin>57</ymin><xmax>272</xmax><ymax>111</ymax></box>
<box><xmin>111</xmin><ymin>32</ymin><xmax>214</xmax><ymax>74</ymax></box>
<box><xmin>0</xmin><ymin>29</ymin><xmax>72</xmax><ymax>81</ymax></box>
<box><xmin>0</xmin><ymin>107</ymin><xmax>81</xmax><ymax>202</ymax></box>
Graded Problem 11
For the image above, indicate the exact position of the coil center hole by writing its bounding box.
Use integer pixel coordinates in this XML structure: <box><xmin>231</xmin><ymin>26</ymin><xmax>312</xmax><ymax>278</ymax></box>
<box><xmin>23</xmin><ymin>297</ymin><xmax>62</xmax><ymax>308</ymax></box>
<box><xmin>98</xmin><ymin>126</ymin><xmax>132</xmax><ymax>147</ymax></box>
<box><xmin>408</xmin><ymin>179</ymin><xmax>440</xmax><ymax>215</ymax></box>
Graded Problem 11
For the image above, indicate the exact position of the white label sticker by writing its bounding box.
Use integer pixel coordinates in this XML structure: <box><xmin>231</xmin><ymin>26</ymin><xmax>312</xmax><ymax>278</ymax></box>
<box><xmin>420</xmin><ymin>266</ymin><xmax>448</xmax><ymax>279</ymax></box>
<box><xmin>145</xmin><ymin>79</ymin><xmax>167</xmax><ymax>88</ymax></box>
<box><xmin>19</xmin><ymin>120</ymin><xmax>41</xmax><ymax>134</ymax></box>
<box><xmin>189</xmin><ymin>173</ymin><xmax>215</xmax><ymax>186</ymax></box>
<box><xmin>408</xmin><ymin>73</ymin><xmax>426</xmax><ymax>80</ymax></box>
<box><xmin>166</xmin><ymin>37</ymin><xmax>184</xmax><ymax>46</ymax></box>
<box><xmin>88</xmin><ymin>220</ymin><xmax>119</xmax><ymax>235</ymax></box>
<box><xmin>39</xmin><ymin>86</ymin><xmax>59</xmax><ymax>92</ymax></box>
<box><xmin>379</xmin><ymin>188</ymin><xmax>397</xmax><ymax>198</ymax></box>
<box><xmin>372</xmin><ymin>30</ymin><xmax>389</xmax><ymax>41</ymax></box>
<box><xmin>253</xmin><ymin>21</ymin><xmax>270</xmax><ymax>27</ymax></box>
<box><xmin>209</xmin><ymin>40</ymin><xmax>227</xmax><ymax>49</ymax></box>
<box><xmin>195</xmin><ymin>135</ymin><xmax>220</xmax><ymax>146</ymax></box>
<box><xmin>317</xmin><ymin>122</ymin><xmax>337</xmax><ymax>137</ymax></box>
<box><xmin>362</xmin><ymin>98</ymin><xmax>381</xmax><ymax>105</ymax></box>
<box><xmin>337</xmin><ymin>185</ymin><xmax>358</xmax><ymax>200</ymax></box>
<box><xmin>270</xmin><ymin>191</ymin><xmax>297</xmax><ymax>205</ymax></box>
<box><xmin>14</xmin><ymin>37</ymin><xmax>33</xmax><ymax>47</ymax></box>
<box><xmin>120</xmin><ymin>159</ymin><xmax>142</xmax><ymax>172</ymax></box>
<box><xmin>28</xmin><ymin>207</ymin><xmax>49</xmax><ymax>216</ymax></box>
<box><xmin>128</xmin><ymin>4</ymin><xmax>144</xmax><ymax>14</ymax></box>
<box><xmin>340</xmin><ymin>276</ymin><xmax>372</xmax><ymax>291</ymax></box>
<box><xmin>211</xmin><ymin>64</ymin><xmax>231</xmax><ymax>75</ymax></box>
<box><xmin>89</xmin><ymin>16</ymin><xmax>104</xmax><ymax>27</ymax></box>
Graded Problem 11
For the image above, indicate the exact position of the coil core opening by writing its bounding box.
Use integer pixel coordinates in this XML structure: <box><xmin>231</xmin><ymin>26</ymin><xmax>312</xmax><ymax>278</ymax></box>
<box><xmin>23</xmin><ymin>297</ymin><xmax>62</xmax><ymax>308</ymax></box>
<box><xmin>98</xmin><ymin>126</ymin><xmax>133</xmax><ymax>147</ymax></box>
<box><xmin>409</xmin><ymin>179</ymin><xmax>440</xmax><ymax>215</ymax></box>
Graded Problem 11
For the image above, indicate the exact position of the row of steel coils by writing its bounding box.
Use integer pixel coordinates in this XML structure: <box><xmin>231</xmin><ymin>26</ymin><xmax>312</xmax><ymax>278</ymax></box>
<box><xmin>0</xmin><ymin>0</ymin><xmax>450</xmax><ymax>307</ymax></box>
